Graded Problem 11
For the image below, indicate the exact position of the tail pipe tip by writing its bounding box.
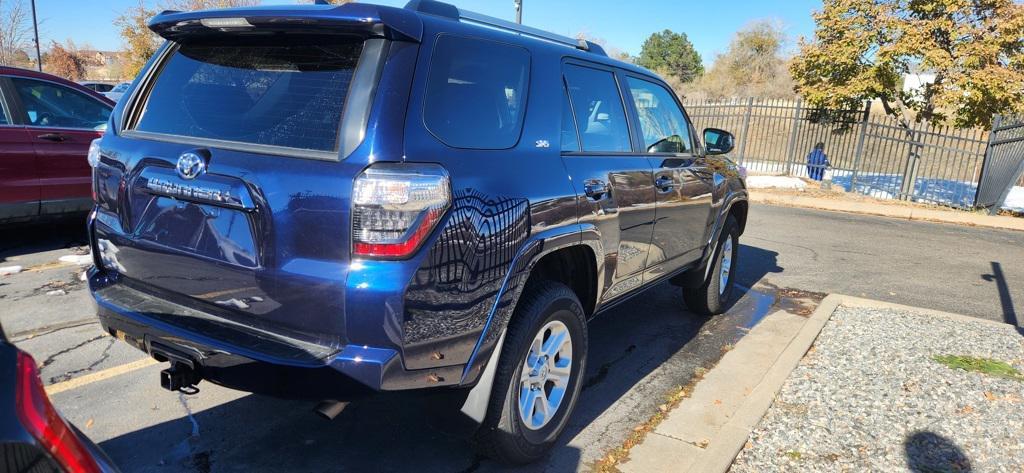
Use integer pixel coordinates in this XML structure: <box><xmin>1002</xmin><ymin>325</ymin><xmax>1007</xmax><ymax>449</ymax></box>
<box><xmin>315</xmin><ymin>400</ymin><xmax>349</xmax><ymax>420</ymax></box>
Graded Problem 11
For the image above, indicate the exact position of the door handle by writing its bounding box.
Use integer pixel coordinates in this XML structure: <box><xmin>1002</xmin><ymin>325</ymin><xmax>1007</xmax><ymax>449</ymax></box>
<box><xmin>584</xmin><ymin>180</ymin><xmax>609</xmax><ymax>200</ymax></box>
<box><xmin>37</xmin><ymin>133</ymin><xmax>68</xmax><ymax>142</ymax></box>
<box><xmin>655</xmin><ymin>175</ymin><xmax>674</xmax><ymax>192</ymax></box>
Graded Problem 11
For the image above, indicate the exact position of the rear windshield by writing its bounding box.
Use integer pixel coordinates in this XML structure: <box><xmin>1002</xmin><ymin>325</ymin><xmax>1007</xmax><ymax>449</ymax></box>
<box><xmin>134</xmin><ymin>36</ymin><xmax>363</xmax><ymax>154</ymax></box>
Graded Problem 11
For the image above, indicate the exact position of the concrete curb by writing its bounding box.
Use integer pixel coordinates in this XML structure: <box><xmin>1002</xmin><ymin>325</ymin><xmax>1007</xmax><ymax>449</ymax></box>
<box><xmin>750</xmin><ymin>193</ymin><xmax>1024</xmax><ymax>232</ymax></box>
<box><xmin>620</xmin><ymin>295</ymin><xmax>843</xmax><ymax>473</ymax></box>
<box><xmin>688</xmin><ymin>294</ymin><xmax>842</xmax><ymax>473</ymax></box>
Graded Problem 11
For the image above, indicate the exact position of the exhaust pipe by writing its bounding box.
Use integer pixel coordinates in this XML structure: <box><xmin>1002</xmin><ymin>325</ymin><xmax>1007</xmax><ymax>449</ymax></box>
<box><xmin>315</xmin><ymin>400</ymin><xmax>349</xmax><ymax>420</ymax></box>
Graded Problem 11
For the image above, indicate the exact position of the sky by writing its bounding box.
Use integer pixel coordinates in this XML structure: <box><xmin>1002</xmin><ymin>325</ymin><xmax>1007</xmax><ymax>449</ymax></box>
<box><xmin>34</xmin><ymin>0</ymin><xmax>822</xmax><ymax>64</ymax></box>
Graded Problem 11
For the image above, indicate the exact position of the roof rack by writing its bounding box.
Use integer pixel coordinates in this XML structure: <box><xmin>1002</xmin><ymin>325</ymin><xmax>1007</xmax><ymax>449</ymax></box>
<box><xmin>404</xmin><ymin>0</ymin><xmax>607</xmax><ymax>56</ymax></box>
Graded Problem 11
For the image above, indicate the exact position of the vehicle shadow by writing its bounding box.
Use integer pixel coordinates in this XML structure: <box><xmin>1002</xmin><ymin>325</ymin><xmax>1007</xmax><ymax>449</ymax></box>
<box><xmin>0</xmin><ymin>218</ymin><xmax>89</xmax><ymax>263</ymax></box>
<box><xmin>904</xmin><ymin>431</ymin><xmax>972</xmax><ymax>472</ymax></box>
<box><xmin>98</xmin><ymin>244</ymin><xmax>786</xmax><ymax>472</ymax></box>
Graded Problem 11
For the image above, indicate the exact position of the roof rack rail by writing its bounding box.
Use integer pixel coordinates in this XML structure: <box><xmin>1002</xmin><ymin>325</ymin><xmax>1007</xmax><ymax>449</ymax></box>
<box><xmin>404</xmin><ymin>0</ymin><xmax>607</xmax><ymax>56</ymax></box>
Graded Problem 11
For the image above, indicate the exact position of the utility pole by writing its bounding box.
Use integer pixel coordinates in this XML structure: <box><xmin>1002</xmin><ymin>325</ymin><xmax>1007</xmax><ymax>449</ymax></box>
<box><xmin>31</xmin><ymin>0</ymin><xmax>42</xmax><ymax>72</ymax></box>
<box><xmin>514</xmin><ymin>0</ymin><xmax>522</xmax><ymax>24</ymax></box>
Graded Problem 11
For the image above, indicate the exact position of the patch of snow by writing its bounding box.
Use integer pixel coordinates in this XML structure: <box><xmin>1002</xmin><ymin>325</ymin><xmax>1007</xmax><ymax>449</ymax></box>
<box><xmin>746</xmin><ymin>175</ymin><xmax>808</xmax><ymax>190</ymax></box>
<box><xmin>59</xmin><ymin>254</ymin><xmax>93</xmax><ymax>266</ymax></box>
<box><xmin>1002</xmin><ymin>186</ymin><xmax>1024</xmax><ymax>212</ymax></box>
<box><xmin>0</xmin><ymin>266</ymin><xmax>23</xmax><ymax>276</ymax></box>
<box><xmin>46</xmin><ymin>289</ymin><xmax>66</xmax><ymax>296</ymax></box>
<box><xmin>79</xmin><ymin>271</ymin><xmax>88</xmax><ymax>282</ymax></box>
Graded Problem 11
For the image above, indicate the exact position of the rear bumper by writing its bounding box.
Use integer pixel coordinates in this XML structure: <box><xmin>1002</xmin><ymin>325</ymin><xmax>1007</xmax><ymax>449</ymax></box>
<box><xmin>89</xmin><ymin>269</ymin><xmax>465</xmax><ymax>399</ymax></box>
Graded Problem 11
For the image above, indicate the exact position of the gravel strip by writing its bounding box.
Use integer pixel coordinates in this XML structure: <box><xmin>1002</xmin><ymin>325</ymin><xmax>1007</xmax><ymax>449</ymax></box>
<box><xmin>732</xmin><ymin>306</ymin><xmax>1024</xmax><ymax>472</ymax></box>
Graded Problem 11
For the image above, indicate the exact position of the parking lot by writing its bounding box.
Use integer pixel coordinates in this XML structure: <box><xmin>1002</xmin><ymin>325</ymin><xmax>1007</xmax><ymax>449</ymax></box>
<box><xmin>2</xmin><ymin>204</ymin><xmax>1022</xmax><ymax>472</ymax></box>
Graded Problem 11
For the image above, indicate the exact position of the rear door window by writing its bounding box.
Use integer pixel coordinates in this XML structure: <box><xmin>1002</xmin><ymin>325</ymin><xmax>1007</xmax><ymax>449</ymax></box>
<box><xmin>10</xmin><ymin>78</ymin><xmax>111</xmax><ymax>130</ymax></box>
<box><xmin>423</xmin><ymin>35</ymin><xmax>530</xmax><ymax>150</ymax></box>
<box><xmin>133</xmin><ymin>36</ymin><xmax>363</xmax><ymax>154</ymax></box>
<box><xmin>563</xmin><ymin>64</ymin><xmax>632</xmax><ymax>153</ymax></box>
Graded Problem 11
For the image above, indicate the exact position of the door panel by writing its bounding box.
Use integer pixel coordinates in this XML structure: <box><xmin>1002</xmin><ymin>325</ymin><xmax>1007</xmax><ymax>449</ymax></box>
<box><xmin>0</xmin><ymin>126</ymin><xmax>39</xmax><ymax>220</ymax></box>
<box><xmin>8</xmin><ymin>77</ymin><xmax>110</xmax><ymax>213</ymax></box>
<box><xmin>561</xmin><ymin>63</ymin><xmax>657</xmax><ymax>302</ymax></box>
<box><xmin>623</xmin><ymin>77</ymin><xmax>713</xmax><ymax>278</ymax></box>
<box><xmin>28</xmin><ymin>127</ymin><xmax>101</xmax><ymax>213</ymax></box>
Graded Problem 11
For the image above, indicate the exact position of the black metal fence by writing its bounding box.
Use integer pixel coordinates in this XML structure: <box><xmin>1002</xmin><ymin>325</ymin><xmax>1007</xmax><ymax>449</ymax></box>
<box><xmin>977</xmin><ymin>116</ymin><xmax>1024</xmax><ymax>213</ymax></box>
<box><xmin>682</xmin><ymin>98</ymin><xmax>1019</xmax><ymax>210</ymax></box>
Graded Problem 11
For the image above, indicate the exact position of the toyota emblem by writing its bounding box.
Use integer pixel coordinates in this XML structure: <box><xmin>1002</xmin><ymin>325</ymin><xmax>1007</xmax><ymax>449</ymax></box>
<box><xmin>176</xmin><ymin>152</ymin><xmax>206</xmax><ymax>180</ymax></box>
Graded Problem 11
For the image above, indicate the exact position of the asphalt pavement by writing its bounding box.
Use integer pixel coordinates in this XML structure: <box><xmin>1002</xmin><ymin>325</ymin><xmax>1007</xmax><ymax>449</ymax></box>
<box><xmin>740</xmin><ymin>205</ymin><xmax>1024</xmax><ymax>326</ymax></box>
<box><xmin>0</xmin><ymin>204</ymin><xmax>1020</xmax><ymax>472</ymax></box>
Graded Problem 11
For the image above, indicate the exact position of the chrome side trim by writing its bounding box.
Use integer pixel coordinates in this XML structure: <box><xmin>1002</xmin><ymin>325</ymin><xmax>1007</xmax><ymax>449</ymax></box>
<box><xmin>460</xmin><ymin>329</ymin><xmax>506</xmax><ymax>423</ymax></box>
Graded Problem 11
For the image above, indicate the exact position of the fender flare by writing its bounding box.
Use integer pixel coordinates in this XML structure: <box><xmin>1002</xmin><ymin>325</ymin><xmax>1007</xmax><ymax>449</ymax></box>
<box><xmin>459</xmin><ymin>224</ymin><xmax>602</xmax><ymax>422</ymax></box>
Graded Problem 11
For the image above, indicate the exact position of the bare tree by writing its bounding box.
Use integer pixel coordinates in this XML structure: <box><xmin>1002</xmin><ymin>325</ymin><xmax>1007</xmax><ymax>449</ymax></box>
<box><xmin>0</xmin><ymin>0</ymin><xmax>33</xmax><ymax>67</ymax></box>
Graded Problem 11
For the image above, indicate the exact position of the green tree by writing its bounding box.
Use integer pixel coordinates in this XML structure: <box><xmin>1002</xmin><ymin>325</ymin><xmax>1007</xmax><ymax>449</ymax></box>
<box><xmin>791</xmin><ymin>0</ymin><xmax>1024</xmax><ymax>128</ymax></box>
<box><xmin>683</xmin><ymin>20</ymin><xmax>795</xmax><ymax>100</ymax></box>
<box><xmin>637</xmin><ymin>30</ymin><xmax>703</xmax><ymax>83</ymax></box>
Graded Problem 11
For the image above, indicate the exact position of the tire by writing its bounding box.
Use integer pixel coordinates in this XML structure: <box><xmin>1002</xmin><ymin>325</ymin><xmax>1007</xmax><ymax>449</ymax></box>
<box><xmin>473</xmin><ymin>280</ymin><xmax>588</xmax><ymax>464</ymax></box>
<box><xmin>683</xmin><ymin>215</ymin><xmax>739</xmax><ymax>316</ymax></box>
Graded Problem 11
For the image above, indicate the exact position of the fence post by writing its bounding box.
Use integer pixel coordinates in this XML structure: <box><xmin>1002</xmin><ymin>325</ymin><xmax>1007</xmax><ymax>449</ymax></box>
<box><xmin>783</xmin><ymin>100</ymin><xmax>802</xmax><ymax>176</ymax></box>
<box><xmin>737</xmin><ymin>97</ymin><xmax>754</xmax><ymax>164</ymax></box>
<box><xmin>898</xmin><ymin>126</ymin><xmax>922</xmax><ymax>201</ymax></box>
<box><xmin>977</xmin><ymin>115</ymin><xmax>1001</xmax><ymax>210</ymax></box>
<box><xmin>849</xmin><ymin>102</ymin><xmax>871</xmax><ymax>191</ymax></box>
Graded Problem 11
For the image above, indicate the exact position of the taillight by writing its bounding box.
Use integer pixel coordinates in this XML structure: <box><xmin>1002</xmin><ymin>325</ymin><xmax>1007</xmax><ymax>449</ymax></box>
<box><xmin>352</xmin><ymin>164</ymin><xmax>450</xmax><ymax>259</ymax></box>
<box><xmin>87</xmin><ymin>139</ymin><xmax>101</xmax><ymax>203</ymax></box>
<box><xmin>15</xmin><ymin>351</ymin><xmax>101</xmax><ymax>473</ymax></box>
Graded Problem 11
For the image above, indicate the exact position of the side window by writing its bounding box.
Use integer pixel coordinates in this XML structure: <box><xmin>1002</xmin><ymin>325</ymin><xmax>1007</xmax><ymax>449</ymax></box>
<box><xmin>423</xmin><ymin>35</ymin><xmax>530</xmax><ymax>150</ymax></box>
<box><xmin>11</xmin><ymin>78</ymin><xmax>111</xmax><ymax>130</ymax></box>
<box><xmin>626</xmin><ymin>77</ymin><xmax>692</xmax><ymax>154</ymax></box>
<box><xmin>563</xmin><ymin>65</ymin><xmax>632</xmax><ymax>153</ymax></box>
<box><xmin>561</xmin><ymin>87</ymin><xmax>579</xmax><ymax>152</ymax></box>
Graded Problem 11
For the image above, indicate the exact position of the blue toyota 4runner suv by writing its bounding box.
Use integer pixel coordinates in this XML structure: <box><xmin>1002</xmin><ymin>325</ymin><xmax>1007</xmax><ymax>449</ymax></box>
<box><xmin>87</xmin><ymin>0</ymin><xmax>747</xmax><ymax>463</ymax></box>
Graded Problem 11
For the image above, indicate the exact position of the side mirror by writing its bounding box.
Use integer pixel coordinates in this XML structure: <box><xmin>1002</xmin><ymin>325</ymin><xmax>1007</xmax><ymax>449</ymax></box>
<box><xmin>703</xmin><ymin>128</ymin><xmax>735</xmax><ymax>155</ymax></box>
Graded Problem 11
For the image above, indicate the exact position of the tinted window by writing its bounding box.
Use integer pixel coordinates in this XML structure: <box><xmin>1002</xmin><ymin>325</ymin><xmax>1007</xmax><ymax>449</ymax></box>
<box><xmin>135</xmin><ymin>36</ymin><xmax>362</xmax><ymax>153</ymax></box>
<box><xmin>423</xmin><ymin>35</ymin><xmax>530</xmax><ymax>150</ymax></box>
<box><xmin>563</xmin><ymin>65</ymin><xmax>632</xmax><ymax>153</ymax></box>
<box><xmin>626</xmin><ymin>77</ymin><xmax>692</xmax><ymax>154</ymax></box>
<box><xmin>561</xmin><ymin>88</ymin><xmax>579</xmax><ymax>152</ymax></box>
<box><xmin>0</xmin><ymin>96</ymin><xmax>8</xmax><ymax>125</ymax></box>
<box><xmin>11</xmin><ymin>78</ymin><xmax>111</xmax><ymax>130</ymax></box>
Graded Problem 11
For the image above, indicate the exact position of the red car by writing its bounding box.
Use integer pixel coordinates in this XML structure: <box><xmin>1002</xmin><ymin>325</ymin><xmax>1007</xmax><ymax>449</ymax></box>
<box><xmin>0</xmin><ymin>67</ymin><xmax>114</xmax><ymax>224</ymax></box>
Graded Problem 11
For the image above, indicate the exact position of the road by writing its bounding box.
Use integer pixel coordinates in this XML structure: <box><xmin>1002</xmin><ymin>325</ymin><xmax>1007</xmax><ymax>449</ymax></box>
<box><xmin>0</xmin><ymin>204</ymin><xmax>1020</xmax><ymax>472</ymax></box>
<box><xmin>740</xmin><ymin>205</ymin><xmax>1024</xmax><ymax>325</ymax></box>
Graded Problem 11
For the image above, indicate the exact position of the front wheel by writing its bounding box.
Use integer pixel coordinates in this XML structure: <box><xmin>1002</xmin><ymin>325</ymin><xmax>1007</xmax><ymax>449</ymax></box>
<box><xmin>473</xmin><ymin>281</ymin><xmax>587</xmax><ymax>464</ymax></box>
<box><xmin>683</xmin><ymin>215</ymin><xmax>740</xmax><ymax>315</ymax></box>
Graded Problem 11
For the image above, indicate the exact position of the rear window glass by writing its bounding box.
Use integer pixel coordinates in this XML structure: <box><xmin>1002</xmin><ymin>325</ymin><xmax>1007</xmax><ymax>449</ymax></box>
<box><xmin>423</xmin><ymin>35</ymin><xmax>530</xmax><ymax>150</ymax></box>
<box><xmin>134</xmin><ymin>37</ymin><xmax>362</xmax><ymax>153</ymax></box>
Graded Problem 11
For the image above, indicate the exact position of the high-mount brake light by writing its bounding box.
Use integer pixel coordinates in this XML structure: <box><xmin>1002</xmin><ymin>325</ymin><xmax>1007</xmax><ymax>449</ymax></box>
<box><xmin>15</xmin><ymin>351</ymin><xmax>102</xmax><ymax>473</ymax></box>
<box><xmin>352</xmin><ymin>164</ymin><xmax>450</xmax><ymax>259</ymax></box>
<box><xmin>199</xmin><ymin>17</ymin><xmax>253</xmax><ymax>28</ymax></box>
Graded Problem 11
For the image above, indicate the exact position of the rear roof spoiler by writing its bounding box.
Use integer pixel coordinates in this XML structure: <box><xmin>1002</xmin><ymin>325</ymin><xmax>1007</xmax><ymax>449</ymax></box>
<box><xmin>148</xmin><ymin>3</ymin><xmax>423</xmax><ymax>43</ymax></box>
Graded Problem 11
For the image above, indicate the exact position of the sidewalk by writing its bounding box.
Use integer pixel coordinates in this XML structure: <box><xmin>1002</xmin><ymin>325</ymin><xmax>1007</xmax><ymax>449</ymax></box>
<box><xmin>750</xmin><ymin>189</ymin><xmax>1024</xmax><ymax>232</ymax></box>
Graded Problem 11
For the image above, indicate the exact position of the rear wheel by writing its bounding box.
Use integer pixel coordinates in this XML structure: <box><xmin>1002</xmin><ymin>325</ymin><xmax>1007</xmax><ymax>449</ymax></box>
<box><xmin>473</xmin><ymin>281</ymin><xmax>587</xmax><ymax>464</ymax></box>
<box><xmin>683</xmin><ymin>215</ymin><xmax>739</xmax><ymax>315</ymax></box>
